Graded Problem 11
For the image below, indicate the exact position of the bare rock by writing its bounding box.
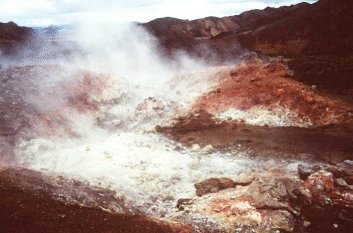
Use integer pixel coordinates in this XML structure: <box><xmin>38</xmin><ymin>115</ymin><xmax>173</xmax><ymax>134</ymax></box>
<box><xmin>325</xmin><ymin>164</ymin><xmax>353</xmax><ymax>185</ymax></box>
<box><xmin>306</xmin><ymin>170</ymin><xmax>334</xmax><ymax>194</ymax></box>
<box><xmin>335</xmin><ymin>178</ymin><xmax>348</xmax><ymax>187</ymax></box>
<box><xmin>176</xmin><ymin>198</ymin><xmax>194</xmax><ymax>211</ymax></box>
<box><xmin>298</xmin><ymin>164</ymin><xmax>321</xmax><ymax>180</ymax></box>
<box><xmin>195</xmin><ymin>178</ymin><xmax>235</xmax><ymax>196</ymax></box>
<box><xmin>262</xmin><ymin>210</ymin><xmax>295</xmax><ymax>232</ymax></box>
<box><xmin>244</xmin><ymin>170</ymin><xmax>302</xmax><ymax>212</ymax></box>
<box><xmin>233</xmin><ymin>172</ymin><xmax>255</xmax><ymax>185</ymax></box>
<box><xmin>180</xmin><ymin>166</ymin><xmax>353</xmax><ymax>232</ymax></box>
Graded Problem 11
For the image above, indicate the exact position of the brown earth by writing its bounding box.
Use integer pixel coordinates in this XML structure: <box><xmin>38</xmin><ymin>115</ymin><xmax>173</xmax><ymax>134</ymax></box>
<box><xmin>192</xmin><ymin>59</ymin><xmax>353</xmax><ymax>126</ymax></box>
<box><xmin>0</xmin><ymin>167</ymin><xmax>191</xmax><ymax>233</ymax></box>
<box><xmin>158</xmin><ymin>111</ymin><xmax>353</xmax><ymax>164</ymax></box>
<box><xmin>158</xmin><ymin>59</ymin><xmax>353</xmax><ymax>164</ymax></box>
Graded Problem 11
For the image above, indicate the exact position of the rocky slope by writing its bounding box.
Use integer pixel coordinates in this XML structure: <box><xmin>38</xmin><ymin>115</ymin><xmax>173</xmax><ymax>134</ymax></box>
<box><xmin>236</xmin><ymin>0</ymin><xmax>353</xmax><ymax>57</ymax></box>
<box><xmin>142</xmin><ymin>3</ymin><xmax>307</xmax><ymax>58</ymax></box>
<box><xmin>236</xmin><ymin>0</ymin><xmax>353</xmax><ymax>91</ymax></box>
<box><xmin>144</xmin><ymin>16</ymin><xmax>239</xmax><ymax>40</ymax></box>
<box><xmin>143</xmin><ymin>0</ymin><xmax>353</xmax><ymax>92</ymax></box>
<box><xmin>173</xmin><ymin>163</ymin><xmax>353</xmax><ymax>233</ymax></box>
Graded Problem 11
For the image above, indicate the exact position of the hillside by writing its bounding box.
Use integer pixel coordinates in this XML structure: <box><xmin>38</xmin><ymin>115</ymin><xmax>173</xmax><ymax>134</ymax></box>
<box><xmin>142</xmin><ymin>0</ymin><xmax>353</xmax><ymax>91</ymax></box>
<box><xmin>0</xmin><ymin>21</ymin><xmax>34</xmax><ymax>55</ymax></box>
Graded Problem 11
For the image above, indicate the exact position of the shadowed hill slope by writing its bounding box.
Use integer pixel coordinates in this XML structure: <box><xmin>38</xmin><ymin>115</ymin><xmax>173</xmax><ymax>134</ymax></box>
<box><xmin>142</xmin><ymin>0</ymin><xmax>353</xmax><ymax>92</ymax></box>
<box><xmin>0</xmin><ymin>22</ymin><xmax>34</xmax><ymax>55</ymax></box>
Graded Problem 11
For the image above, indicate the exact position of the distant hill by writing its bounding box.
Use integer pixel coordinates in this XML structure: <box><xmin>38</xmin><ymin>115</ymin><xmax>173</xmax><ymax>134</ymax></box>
<box><xmin>142</xmin><ymin>0</ymin><xmax>353</xmax><ymax>91</ymax></box>
<box><xmin>235</xmin><ymin>0</ymin><xmax>353</xmax><ymax>57</ymax></box>
<box><xmin>0</xmin><ymin>21</ymin><xmax>34</xmax><ymax>55</ymax></box>
<box><xmin>143</xmin><ymin>16</ymin><xmax>239</xmax><ymax>40</ymax></box>
<box><xmin>33</xmin><ymin>25</ymin><xmax>72</xmax><ymax>39</ymax></box>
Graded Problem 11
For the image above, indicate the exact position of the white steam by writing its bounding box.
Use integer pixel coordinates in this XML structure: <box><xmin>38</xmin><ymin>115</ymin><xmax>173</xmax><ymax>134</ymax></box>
<box><xmin>1</xmin><ymin>18</ymin><xmax>305</xmax><ymax>220</ymax></box>
<box><xmin>214</xmin><ymin>105</ymin><xmax>313</xmax><ymax>127</ymax></box>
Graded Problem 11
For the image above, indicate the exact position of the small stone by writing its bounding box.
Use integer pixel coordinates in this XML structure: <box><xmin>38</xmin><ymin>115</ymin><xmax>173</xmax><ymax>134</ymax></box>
<box><xmin>250</xmin><ymin>77</ymin><xmax>257</xmax><ymax>83</ymax></box>
<box><xmin>176</xmin><ymin>198</ymin><xmax>194</xmax><ymax>209</ymax></box>
<box><xmin>234</xmin><ymin>172</ymin><xmax>255</xmax><ymax>185</ymax></box>
<box><xmin>150</xmin><ymin>195</ymin><xmax>158</xmax><ymax>202</ymax></box>
<box><xmin>191</xmin><ymin>144</ymin><xmax>201</xmax><ymax>151</ymax></box>
<box><xmin>303</xmin><ymin>221</ymin><xmax>311</xmax><ymax>227</ymax></box>
<box><xmin>333</xmin><ymin>224</ymin><xmax>338</xmax><ymax>228</ymax></box>
<box><xmin>298</xmin><ymin>164</ymin><xmax>320</xmax><ymax>180</ymax></box>
<box><xmin>201</xmin><ymin>145</ymin><xmax>213</xmax><ymax>153</ymax></box>
<box><xmin>155</xmin><ymin>125</ymin><xmax>162</xmax><ymax>132</ymax></box>
<box><xmin>306</xmin><ymin>170</ymin><xmax>334</xmax><ymax>194</ymax></box>
<box><xmin>268</xmin><ymin>210</ymin><xmax>295</xmax><ymax>232</ymax></box>
<box><xmin>163</xmin><ymin>195</ymin><xmax>174</xmax><ymax>202</ymax></box>
<box><xmin>335</xmin><ymin>178</ymin><xmax>347</xmax><ymax>187</ymax></box>
<box><xmin>340</xmin><ymin>160</ymin><xmax>353</xmax><ymax>167</ymax></box>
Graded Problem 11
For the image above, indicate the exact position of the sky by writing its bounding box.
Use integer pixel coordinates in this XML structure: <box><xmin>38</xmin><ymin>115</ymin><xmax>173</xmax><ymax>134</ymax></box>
<box><xmin>0</xmin><ymin>0</ymin><xmax>317</xmax><ymax>26</ymax></box>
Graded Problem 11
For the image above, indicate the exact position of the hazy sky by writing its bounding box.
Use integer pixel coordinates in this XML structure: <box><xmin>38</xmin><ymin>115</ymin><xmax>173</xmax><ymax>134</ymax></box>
<box><xmin>0</xmin><ymin>0</ymin><xmax>317</xmax><ymax>26</ymax></box>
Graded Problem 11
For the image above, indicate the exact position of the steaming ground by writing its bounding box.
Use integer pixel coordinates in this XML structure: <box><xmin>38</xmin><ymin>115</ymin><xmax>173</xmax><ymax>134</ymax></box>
<box><xmin>0</xmin><ymin>23</ymin><xmax>309</xmax><ymax>219</ymax></box>
<box><xmin>13</xmin><ymin>108</ymin><xmax>304</xmax><ymax>218</ymax></box>
<box><xmin>8</xmin><ymin>65</ymin><xmax>306</xmax><ymax>218</ymax></box>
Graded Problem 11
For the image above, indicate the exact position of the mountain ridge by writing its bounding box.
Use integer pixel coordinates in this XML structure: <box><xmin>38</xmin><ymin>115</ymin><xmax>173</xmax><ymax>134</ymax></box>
<box><xmin>0</xmin><ymin>21</ymin><xmax>34</xmax><ymax>55</ymax></box>
<box><xmin>141</xmin><ymin>0</ymin><xmax>353</xmax><ymax>91</ymax></box>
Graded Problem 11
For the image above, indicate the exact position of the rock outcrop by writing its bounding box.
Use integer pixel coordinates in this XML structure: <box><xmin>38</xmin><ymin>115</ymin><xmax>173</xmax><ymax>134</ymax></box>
<box><xmin>172</xmin><ymin>164</ymin><xmax>353</xmax><ymax>233</ymax></box>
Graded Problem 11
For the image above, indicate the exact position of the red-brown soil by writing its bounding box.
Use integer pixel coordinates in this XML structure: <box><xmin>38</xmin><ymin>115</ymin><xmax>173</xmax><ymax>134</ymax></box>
<box><xmin>192</xmin><ymin>59</ymin><xmax>353</xmax><ymax>126</ymax></box>
<box><xmin>0</xmin><ymin>167</ymin><xmax>191</xmax><ymax>233</ymax></box>
<box><xmin>157</xmin><ymin>59</ymin><xmax>353</xmax><ymax>165</ymax></box>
